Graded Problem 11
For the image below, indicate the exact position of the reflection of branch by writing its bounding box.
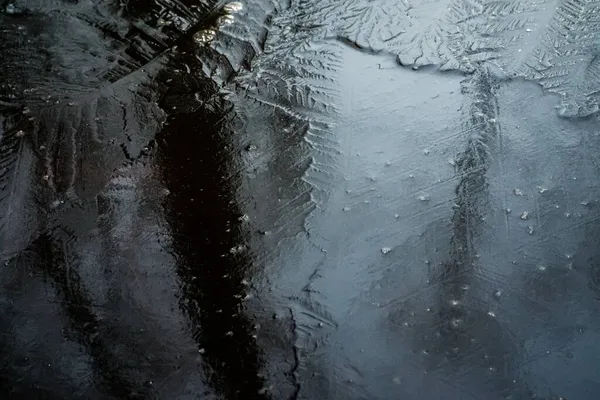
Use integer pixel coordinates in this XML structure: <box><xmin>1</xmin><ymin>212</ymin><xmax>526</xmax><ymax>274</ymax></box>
<box><xmin>60</xmin><ymin>1</ymin><xmax>231</xmax><ymax>99</ymax></box>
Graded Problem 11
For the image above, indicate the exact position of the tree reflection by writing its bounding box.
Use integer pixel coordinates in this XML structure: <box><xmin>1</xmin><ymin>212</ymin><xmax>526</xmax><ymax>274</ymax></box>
<box><xmin>156</xmin><ymin>50</ymin><xmax>270</xmax><ymax>399</ymax></box>
<box><xmin>422</xmin><ymin>71</ymin><xmax>531</xmax><ymax>398</ymax></box>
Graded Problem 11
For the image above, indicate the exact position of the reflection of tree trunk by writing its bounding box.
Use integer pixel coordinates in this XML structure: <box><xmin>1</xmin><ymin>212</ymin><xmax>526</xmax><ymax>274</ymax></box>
<box><xmin>432</xmin><ymin>69</ymin><xmax>497</xmax><ymax>316</ymax></box>
<box><xmin>424</xmin><ymin>70</ymin><xmax>523</xmax><ymax>397</ymax></box>
<box><xmin>155</xmin><ymin>51</ymin><xmax>270</xmax><ymax>399</ymax></box>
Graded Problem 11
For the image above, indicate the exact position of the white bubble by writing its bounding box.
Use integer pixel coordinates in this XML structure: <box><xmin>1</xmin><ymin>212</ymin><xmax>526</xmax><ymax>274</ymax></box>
<box><xmin>218</xmin><ymin>14</ymin><xmax>235</xmax><ymax>25</ymax></box>
<box><xmin>224</xmin><ymin>2</ymin><xmax>243</xmax><ymax>12</ymax></box>
<box><xmin>193</xmin><ymin>29</ymin><xmax>216</xmax><ymax>44</ymax></box>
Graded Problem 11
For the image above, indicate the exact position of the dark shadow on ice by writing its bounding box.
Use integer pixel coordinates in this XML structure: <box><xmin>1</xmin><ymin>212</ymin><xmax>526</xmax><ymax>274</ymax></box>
<box><xmin>155</xmin><ymin>52</ymin><xmax>270</xmax><ymax>399</ymax></box>
<box><xmin>415</xmin><ymin>70</ymin><xmax>534</xmax><ymax>398</ymax></box>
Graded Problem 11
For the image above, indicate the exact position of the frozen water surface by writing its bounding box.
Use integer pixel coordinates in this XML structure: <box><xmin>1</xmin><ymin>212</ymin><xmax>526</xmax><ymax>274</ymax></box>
<box><xmin>1</xmin><ymin>0</ymin><xmax>600</xmax><ymax>398</ymax></box>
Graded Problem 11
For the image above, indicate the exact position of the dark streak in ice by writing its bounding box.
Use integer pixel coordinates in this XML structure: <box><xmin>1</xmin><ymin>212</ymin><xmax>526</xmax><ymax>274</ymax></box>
<box><xmin>156</xmin><ymin>51</ymin><xmax>270</xmax><ymax>399</ymax></box>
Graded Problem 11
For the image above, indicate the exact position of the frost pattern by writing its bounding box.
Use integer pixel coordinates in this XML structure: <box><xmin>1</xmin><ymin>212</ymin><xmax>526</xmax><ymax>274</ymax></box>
<box><xmin>0</xmin><ymin>0</ymin><xmax>233</xmax><ymax>256</ymax></box>
<box><xmin>387</xmin><ymin>0</ymin><xmax>600</xmax><ymax>116</ymax></box>
<box><xmin>218</xmin><ymin>0</ymin><xmax>343</xmax><ymax>208</ymax></box>
<box><xmin>268</xmin><ymin>0</ymin><xmax>600</xmax><ymax>117</ymax></box>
